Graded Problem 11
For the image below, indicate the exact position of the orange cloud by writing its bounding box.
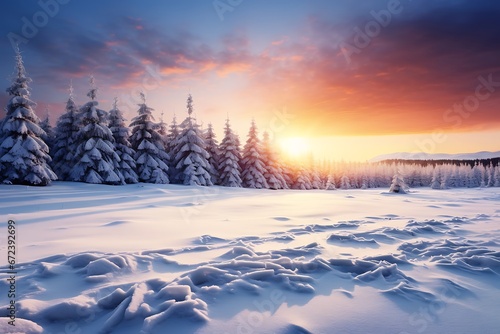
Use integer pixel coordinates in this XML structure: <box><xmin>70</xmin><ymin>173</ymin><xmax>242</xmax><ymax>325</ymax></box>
<box><xmin>160</xmin><ymin>67</ymin><xmax>192</xmax><ymax>75</ymax></box>
<box><xmin>216</xmin><ymin>62</ymin><xmax>251</xmax><ymax>77</ymax></box>
<box><xmin>200</xmin><ymin>61</ymin><xmax>217</xmax><ymax>73</ymax></box>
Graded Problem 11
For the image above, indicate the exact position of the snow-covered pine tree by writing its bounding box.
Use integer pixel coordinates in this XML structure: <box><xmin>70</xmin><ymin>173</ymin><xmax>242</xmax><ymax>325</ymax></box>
<box><xmin>458</xmin><ymin>165</ymin><xmax>469</xmax><ymax>187</ymax></box>
<box><xmin>494</xmin><ymin>166</ymin><xmax>500</xmax><ymax>187</ymax></box>
<box><xmin>0</xmin><ymin>47</ymin><xmax>57</xmax><ymax>185</ymax></box>
<box><xmin>240</xmin><ymin>120</ymin><xmax>268</xmax><ymax>189</ymax></box>
<box><xmin>156</xmin><ymin>111</ymin><xmax>168</xmax><ymax>148</ymax></box>
<box><xmin>466</xmin><ymin>163</ymin><xmax>480</xmax><ymax>188</ymax></box>
<box><xmin>171</xmin><ymin>94</ymin><xmax>212</xmax><ymax>186</ymax></box>
<box><xmin>51</xmin><ymin>83</ymin><xmax>81</xmax><ymax>180</ymax></box>
<box><xmin>360</xmin><ymin>173</ymin><xmax>369</xmax><ymax>189</ymax></box>
<box><xmin>389</xmin><ymin>172</ymin><xmax>408</xmax><ymax>193</ymax></box>
<box><xmin>261</xmin><ymin>131</ymin><xmax>287</xmax><ymax>189</ymax></box>
<box><xmin>430</xmin><ymin>166</ymin><xmax>441</xmax><ymax>189</ymax></box>
<box><xmin>440</xmin><ymin>166</ymin><xmax>449</xmax><ymax>189</ymax></box>
<box><xmin>166</xmin><ymin>115</ymin><xmax>180</xmax><ymax>178</ymax></box>
<box><xmin>129</xmin><ymin>93</ymin><xmax>170</xmax><ymax>184</ymax></box>
<box><xmin>471</xmin><ymin>163</ymin><xmax>485</xmax><ymax>188</ymax></box>
<box><xmin>70</xmin><ymin>76</ymin><xmax>123</xmax><ymax>185</ymax></box>
<box><xmin>325</xmin><ymin>174</ymin><xmax>336</xmax><ymax>190</ymax></box>
<box><xmin>204</xmin><ymin>123</ymin><xmax>220</xmax><ymax>185</ymax></box>
<box><xmin>447</xmin><ymin>165</ymin><xmax>460</xmax><ymax>188</ymax></box>
<box><xmin>486</xmin><ymin>162</ymin><xmax>495</xmax><ymax>187</ymax></box>
<box><xmin>109</xmin><ymin>98</ymin><xmax>138</xmax><ymax>184</ymax></box>
<box><xmin>310</xmin><ymin>168</ymin><xmax>323</xmax><ymax>189</ymax></box>
<box><xmin>40</xmin><ymin>107</ymin><xmax>55</xmax><ymax>151</ymax></box>
<box><xmin>340</xmin><ymin>175</ymin><xmax>351</xmax><ymax>189</ymax></box>
<box><xmin>166</xmin><ymin>115</ymin><xmax>179</xmax><ymax>150</ymax></box>
<box><xmin>218</xmin><ymin>118</ymin><xmax>242</xmax><ymax>187</ymax></box>
<box><xmin>293</xmin><ymin>167</ymin><xmax>313</xmax><ymax>190</ymax></box>
<box><xmin>281</xmin><ymin>162</ymin><xmax>294</xmax><ymax>188</ymax></box>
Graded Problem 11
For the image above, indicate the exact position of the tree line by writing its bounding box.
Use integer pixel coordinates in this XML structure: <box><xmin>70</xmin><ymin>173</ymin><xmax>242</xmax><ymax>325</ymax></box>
<box><xmin>1</xmin><ymin>49</ymin><xmax>499</xmax><ymax>191</ymax></box>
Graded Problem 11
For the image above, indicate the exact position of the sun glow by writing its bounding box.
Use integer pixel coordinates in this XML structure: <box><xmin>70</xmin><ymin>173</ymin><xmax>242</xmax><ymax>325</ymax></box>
<box><xmin>278</xmin><ymin>137</ymin><xmax>312</xmax><ymax>163</ymax></box>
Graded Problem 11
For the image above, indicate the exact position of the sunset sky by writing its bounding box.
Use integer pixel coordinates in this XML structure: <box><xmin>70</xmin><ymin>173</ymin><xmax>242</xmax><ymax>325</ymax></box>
<box><xmin>1</xmin><ymin>0</ymin><xmax>500</xmax><ymax>161</ymax></box>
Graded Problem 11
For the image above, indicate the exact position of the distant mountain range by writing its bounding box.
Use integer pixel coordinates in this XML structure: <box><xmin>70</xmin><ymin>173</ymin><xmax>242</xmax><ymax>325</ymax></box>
<box><xmin>370</xmin><ymin>151</ymin><xmax>500</xmax><ymax>162</ymax></box>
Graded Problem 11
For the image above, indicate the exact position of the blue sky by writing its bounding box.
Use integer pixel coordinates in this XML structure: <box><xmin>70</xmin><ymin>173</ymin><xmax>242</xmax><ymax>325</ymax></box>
<box><xmin>1</xmin><ymin>0</ymin><xmax>500</xmax><ymax>161</ymax></box>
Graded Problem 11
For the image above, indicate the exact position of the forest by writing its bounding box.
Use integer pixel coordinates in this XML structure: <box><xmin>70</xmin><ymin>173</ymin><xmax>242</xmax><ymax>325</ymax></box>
<box><xmin>1</xmin><ymin>49</ymin><xmax>499</xmax><ymax>190</ymax></box>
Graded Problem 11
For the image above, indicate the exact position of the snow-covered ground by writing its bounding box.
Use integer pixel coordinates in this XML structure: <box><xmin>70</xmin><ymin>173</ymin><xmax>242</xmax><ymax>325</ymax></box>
<box><xmin>1</xmin><ymin>182</ymin><xmax>499</xmax><ymax>333</ymax></box>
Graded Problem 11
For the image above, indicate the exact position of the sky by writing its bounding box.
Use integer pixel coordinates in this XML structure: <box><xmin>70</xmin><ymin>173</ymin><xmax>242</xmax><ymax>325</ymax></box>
<box><xmin>1</xmin><ymin>0</ymin><xmax>500</xmax><ymax>162</ymax></box>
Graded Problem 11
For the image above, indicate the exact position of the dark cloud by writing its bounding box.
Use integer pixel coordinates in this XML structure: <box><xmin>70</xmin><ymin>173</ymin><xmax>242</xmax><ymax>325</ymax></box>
<box><xmin>243</xmin><ymin>1</ymin><xmax>500</xmax><ymax>135</ymax></box>
<box><xmin>2</xmin><ymin>0</ymin><xmax>500</xmax><ymax>135</ymax></box>
<box><xmin>23</xmin><ymin>15</ymin><xmax>253</xmax><ymax>91</ymax></box>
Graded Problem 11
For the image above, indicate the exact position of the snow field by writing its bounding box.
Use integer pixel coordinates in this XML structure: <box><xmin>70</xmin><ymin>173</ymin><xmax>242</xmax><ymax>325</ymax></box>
<box><xmin>0</xmin><ymin>183</ymin><xmax>499</xmax><ymax>333</ymax></box>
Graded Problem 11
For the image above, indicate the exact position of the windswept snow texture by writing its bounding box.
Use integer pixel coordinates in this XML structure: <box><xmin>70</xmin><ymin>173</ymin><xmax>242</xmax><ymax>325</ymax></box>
<box><xmin>0</xmin><ymin>183</ymin><xmax>499</xmax><ymax>333</ymax></box>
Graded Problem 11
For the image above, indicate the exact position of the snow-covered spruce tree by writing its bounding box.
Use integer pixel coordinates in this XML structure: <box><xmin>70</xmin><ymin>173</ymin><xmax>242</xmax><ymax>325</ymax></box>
<box><xmin>440</xmin><ymin>171</ymin><xmax>449</xmax><ymax>190</ymax></box>
<box><xmin>109</xmin><ymin>98</ymin><xmax>138</xmax><ymax>184</ymax></box>
<box><xmin>261</xmin><ymin>131</ymin><xmax>287</xmax><ymax>189</ymax></box>
<box><xmin>360</xmin><ymin>173</ymin><xmax>369</xmax><ymax>189</ymax></box>
<box><xmin>293</xmin><ymin>167</ymin><xmax>312</xmax><ymax>190</ymax></box>
<box><xmin>166</xmin><ymin>115</ymin><xmax>179</xmax><ymax>150</ymax></box>
<box><xmin>69</xmin><ymin>77</ymin><xmax>123</xmax><ymax>185</ymax></box>
<box><xmin>458</xmin><ymin>165</ymin><xmax>469</xmax><ymax>187</ymax></box>
<box><xmin>310</xmin><ymin>168</ymin><xmax>323</xmax><ymax>189</ymax></box>
<box><xmin>240</xmin><ymin>120</ymin><xmax>268</xmax><ymax>189</ymax></box>
<box><xmin>129</xmin><ymin>93</ymin><xmax>170</xmax><ymax>184</ymax></box>
<box><xmin>468</xmin><ymin>163</ymin><xmax>484</xmax><ymax>188</ymax></box>
<box><xmin>495</xmin><ymin>166</ymin><xmax>500</xmax><ymax>187</ymax></box>
<box><xmin>171</xmin><ymin>94</ymin><xmax>212</xmax><ymax>186</ymax></box>
<box><xmin>281</xmin><ymin>162</ymin><xmax>294</xmax><ymax>188</ymax></box>
<box><xmin>486</xmin><ymin>163</ymin><xmax>495</xmax><ymax>187</ymax></box>
<box><xmin>389</xmin><ymin>172</ymin><xmax>408</xmax><ymax>193</ymax></box>
<box><xmin>446</xmin><ymin>164</ymin><xmax>460</xmax><ymax>189</ymax></box>
<box><xmin>51</xmin><ymin>84</ymin><xmax>81</xmax><ymax>180</ymax></box>
<box><xmin>39</xmin><ymin>107</ymin><xmax>55</xmax><ymax>151</ymax></box>
<box><xmin>0</xmin><ymin>48</ymin><xmax>56</xmax><ymax>185</ymax></box>
<box><xmin>430</xmin><ymin>166</ymin><xmax>441</xmax><ymax>189</ymax></box>
<box><xmin>204</xmin><ymin>123</ymin><xmax>220</xmax><ymax>184</ymax></box>
<box><xmin>218</xmin><ymin>118</ymin><xmax>242</xmax><ymax>187</ymax></box>
<box><xmin>325</xmin><ymin>174</ymin><xmax>336</xmax><ymax>190</ymax></box>
<box><xmin>166</xmin><ymin>115</ymin><xmax>180</xmax><ymax>178</ymax></box>
<box><xmin>156</xmin><ymin>111</ymin><xmax>168</xmax><ymax>148</ymax></box>
<box><xmin>340</xmin><ymin>175</ymin><xmax>351</xmax><ymax>189</ymax></box>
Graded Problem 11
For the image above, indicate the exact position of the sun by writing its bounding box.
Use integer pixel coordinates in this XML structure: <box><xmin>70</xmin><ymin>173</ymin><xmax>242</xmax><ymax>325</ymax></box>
<box><xmin>277</xmin><ymin>137</ymin><xmax>311</xmax><ymax>162</ymax></box>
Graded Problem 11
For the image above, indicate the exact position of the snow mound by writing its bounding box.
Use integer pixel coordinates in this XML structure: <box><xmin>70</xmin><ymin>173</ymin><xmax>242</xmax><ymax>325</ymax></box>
<box><xmin>399</xmin><ymin>238</ymin><xmax>500</xmax><ymax>274</ymax></box>
<box><xmin>355</xmin><ymin>263</ymin><xmax>413</xmax><ymax>283</ymax></box>
<box><xmin>86</xmin><ymin>258</ymin><xmax>122</xmax><ymax>276</ymax></box>
<box><xmin>405</xmin><ymin>219</ymin><xmax>456</xmax><ymax>235</ymax></box>
<box><xmin>195</xmin><ymin>234</ymin><xmax>227</xmax><ymax>245</ymax></box>
<box><xmin>332</xmin><ymin>221</ymin><xmax>361</xmax><ymax>229</ymax></box>
<box><xmin>98</xmin><ymin>280</ymin><xmax>208</xmax><ymax>333</ymax></box>
<box><xmin>327</xmin><ymin>233</ymin><xmax>379</xmax><ymax>246</ymax></box>
<box><xmin>278</xmin><ymin>323</ymin><xmax>313</xmax><ymax>334</ymax></box>
<box><xmin>0</xmin><ymin>318</ymin><xmax>43</xmax><ymax>334</ymax></box>
<box><xmin>381</xmin><ymin>282</ymin><xmax>438</xmax><ymax>304</ymax></box>
<box><xmin>38</xmin><ymin>296</ymin><xmax>95</xmax><ymax>322</ymax></box>
<box><xmin>330</xmin><ymin>259</ymin><xmax>414</xmax><ymax>283</ymax></box>
<box><xmin>65</xmin><ymin>253</ymin><xmax>101</xmax><ymax>268</ymax></box>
